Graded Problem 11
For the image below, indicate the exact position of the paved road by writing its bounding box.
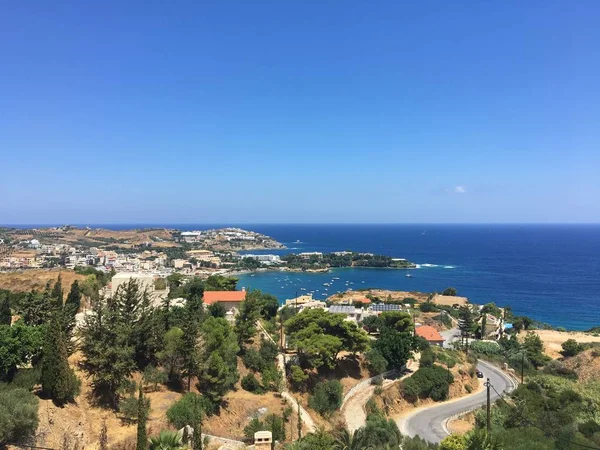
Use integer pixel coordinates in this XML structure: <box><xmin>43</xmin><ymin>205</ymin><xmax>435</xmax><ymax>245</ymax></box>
<box><xmin>398</xmin><ymin>360</ymin><xmax>517</xmax><ymax>444</ymax></box>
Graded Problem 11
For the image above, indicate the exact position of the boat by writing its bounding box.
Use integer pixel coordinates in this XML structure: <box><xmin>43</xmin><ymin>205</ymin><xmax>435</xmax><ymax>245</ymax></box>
<box><xmin>294</xmin><ymin>240</ymin><xmax>302</xmax><ymax>244</ymax></box>
<box><xmin>405</xmin><ymin>272</ymin><xmax>412</xmax><ymax>278</ymax></box>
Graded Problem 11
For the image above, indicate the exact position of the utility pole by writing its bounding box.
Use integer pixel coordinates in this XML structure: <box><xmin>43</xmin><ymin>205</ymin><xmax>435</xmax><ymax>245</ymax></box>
<box><xmin>486</xmin><ymin>378</ymin><xmax>491</xmax><ymax>434</ymax></box>
<box><xmin>521</xmin><ymin>351</ymin><xmax>525</xmax><ymax>384</ymax></box>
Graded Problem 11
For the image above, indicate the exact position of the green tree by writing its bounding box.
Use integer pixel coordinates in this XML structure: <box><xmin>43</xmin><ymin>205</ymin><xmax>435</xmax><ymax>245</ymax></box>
<box><xmin>234</xmin><ymin>293</ymin><xmax>260</xmax><ymax>347</ymax></box>
<box><xmin>136</xmin><ymin>386</ymin><xmax>148</xmax><ymax>450</ymax></box>
<box><xmin>522</xmin><ymin>332</ymin><xmax>549</xmax><ymax>367</ymax></box>
<box><xmin>79</xmin><ymin>298</ymin><xmax>135</xmax><ymax>408</ymax></box>
<box><xmin>0</xmin><ymin>322</ymin><xmax>44</xmax><ymax>381</ymax></box>
<box><xmin>285</xmin><ymin>309</ymin><xmax>369</xmax><ymax>370</ymax></box>
<box><xmin>143</xmin><ymin>365</ymin><xmax>168</xmax><ymax>392</ymax></box>
<box><xmin>373</xmin><ymin>327</ymin><xmax>415</xmax><ymax>371</ymax></box>
<box><xmin>561</xmin><ymin>339</ymin><xmax>583</xmax><ymax>357</ymax></box>
<box><xmin>197</xmin><ymin>351</ymin><xmax>235</xmax><ymax>409</ymax></box>
<box><xmin>0</xmin><ymin>292</ymin><xmax>11</xmax><ymax>325</ymax></box>
<box><xmin>166</xmin><ymin>393</ymin><xmax>205</xmax><ymax>429</ymax></box>
<box><xmin>19</xmin><ymin>290</ymin><xmax>54</xmax><ymax>326</ymax></box>
<box><xmin>308</xmin><ymin>380</ymin><xmax>343</xmax><ymax>417</ymax></box>
<box><xmin>204</xmin><ymin>275</ymin><xmax>237</xmax><ymax>291</ymax></box>
<box><xmin>0</xmin><ymin>386</ymin><xmax>39</xmax><ymax>444</ymax></box>
<box><xmin>51</xmin><ymin>274</ymin><xmax>64</xmax><ymax>306</ymax></box>
<box><xmin>40</xmin><ymin>316</ymin><xmax>80</xmax><ymax>405</ymax></box>
<box><xmin>442</xmin><ymin>287</ymin><xmax>457</xmax><ymax>296</ymax></box>
<box><xmin>157</xmin><ymin>327</ymin><xmax>186</xmax><ymax>381</ymax></box>
<box><xmin>191</xmin><ymin>395</ymin><xmax>203</xmax><ymax>450</ymax></box>
<box><xmin>458</xmin><ymin>306</ymin><xmax>475</xmax><ymax>349</ymax></box>
<box><xmin>365</xmin><ymin>348</ymin><xmax>388</xmax><ymax>375</ymax></box>
<box><xmin>207</xmin><ymin>302</ymin><xmax>226</xmax><ymax>318</ymax></box>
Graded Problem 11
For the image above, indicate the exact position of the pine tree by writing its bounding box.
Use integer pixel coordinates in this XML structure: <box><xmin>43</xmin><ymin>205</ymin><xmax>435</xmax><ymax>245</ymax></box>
<box><xmin>458</xmin><ymin>306</ymin><xmax>474</xmax><ymax>351</ymax></box>
<box><xmin>65</xmin><ymin>280</ymin><xmax>82</xmax><ymax>317</ymax></box>
<box><xmin>41</xmin><ymin>316</ymin><xmax>80</xmax><ymax>405</ymax></box>
<box><xmin>0</xmin><ymin>292</ymin><xmax>11</xmax><ymax>325</ymax></box>
<box><xmin>136</xmin><ymin>386</ymin><xmax>147</xmax><ymax>450</ymax></box>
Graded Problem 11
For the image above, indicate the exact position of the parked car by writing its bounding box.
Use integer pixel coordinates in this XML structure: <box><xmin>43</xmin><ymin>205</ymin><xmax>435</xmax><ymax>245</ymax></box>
<box><xmin>476</xmin><ymin>369</ymin><xmax>484</xmax><ymax>378</ymax></box>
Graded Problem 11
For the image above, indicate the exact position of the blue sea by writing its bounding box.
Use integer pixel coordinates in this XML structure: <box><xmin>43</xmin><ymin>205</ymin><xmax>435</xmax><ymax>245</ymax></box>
<box><xmin>11</xmin><ymin>224</ymin><xmax>600</xmax><ymax>330</ymax></box>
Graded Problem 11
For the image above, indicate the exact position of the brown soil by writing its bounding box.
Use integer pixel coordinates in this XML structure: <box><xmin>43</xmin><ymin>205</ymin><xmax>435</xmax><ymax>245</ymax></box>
<box><xmin>448</xmin><ymin>411</ymin><xmax>476</xmax><ymax>435</ymax></box>
<box><xmin>0</xmin><ymin>269</ymin><xmax>86</xmax><ymax>297</ymax></box>
<box><xmin>563</xmin><ymin>349</ymin><xmax>600</xmax><ymax>382</ymax></box>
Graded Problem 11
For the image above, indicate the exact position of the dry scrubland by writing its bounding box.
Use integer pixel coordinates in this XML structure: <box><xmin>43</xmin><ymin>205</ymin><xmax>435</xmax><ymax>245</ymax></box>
<box><xmin>527</xmin><ymin>330</ymin><xmax>600</xmax><ymax>359</ymax></box>
<box><xmin>0</xmin><ymin>269</ymin><xmax>85</xmax><ymax>296</ymax></box>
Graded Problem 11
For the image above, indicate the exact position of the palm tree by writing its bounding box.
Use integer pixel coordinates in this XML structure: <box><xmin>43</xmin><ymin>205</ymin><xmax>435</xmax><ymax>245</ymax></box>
<box><xmin>148</xmin><ymin>431</ymin><xmax>184</xmax><ymax>450</ymax></box>
<box><xmin>332</xmin><ymin>428</ymin><xmax>373</xmax><ymax>450</ymax></box>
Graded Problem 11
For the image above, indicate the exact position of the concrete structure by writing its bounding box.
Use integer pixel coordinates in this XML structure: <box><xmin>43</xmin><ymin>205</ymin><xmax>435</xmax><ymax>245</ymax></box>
<box><xmin>254</xmin><ymin>431</ymin><xmax>272</xmax><ymax>450</ymax></box>
<box><xmin>415</xmin><ymin>325</ymin><xmax>445</xmax><ymax>346</ymax></box>
<box><xmin>242</xmin><ymin>254</ymin><xmax>281</xmax><ymax>263</ymax></box>
<box><xmin>285</xmin><ymin>294</ymin><xmax>315</xmax><ymax>307</ymax></box>
<box><xmin>111</xmin><ymin>272</ymin><xmax>167</xmax><ymax>306</ymax></box>
<box><xmin>298</xmin><ymin>251</ymin><xmax>323</xmax><ymax>259</ymax></box>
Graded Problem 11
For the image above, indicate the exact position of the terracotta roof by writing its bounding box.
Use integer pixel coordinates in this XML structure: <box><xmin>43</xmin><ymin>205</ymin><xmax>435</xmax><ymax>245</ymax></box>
<box><xmin>415</xmin><ymin>325</ymin><xmax>444</xmax><ymax>342</ymax></box>
<box><xmin>356</xmin><ymin>297</ymin><xmax>371</xmax><ymax>304</ymax></box>
<box><xmin>203</xmin><ymin>290</ymin><xmax>246</xmax><ymax>305</ymax></box>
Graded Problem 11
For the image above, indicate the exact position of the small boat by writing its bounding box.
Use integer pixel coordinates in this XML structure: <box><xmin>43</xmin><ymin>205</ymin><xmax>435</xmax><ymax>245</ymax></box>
<box><xmin>294</xmin><ymin>240</ymin><xmax>302</xmax><ymax>244</ymax></box>
<box><xmin>405</xmin><ymin>272</ymin><xmax>412</xmax><ymax>278</ymax></box>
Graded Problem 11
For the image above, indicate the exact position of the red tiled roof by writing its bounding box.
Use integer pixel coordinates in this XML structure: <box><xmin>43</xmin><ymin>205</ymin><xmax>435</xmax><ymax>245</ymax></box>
<box><xmin>415</xmin><ymin>325</ymin><xmax>444</xmax><ymax>342</ymax></box>
<box><xmin>356</xmin><ymin>297</ymin><xmax>371</xmax><ymax>304</ymax></box>
<box><xmin>203</xmin><ymin>290</ymin><xmax>246</xmax><ymax>305</ymax></box>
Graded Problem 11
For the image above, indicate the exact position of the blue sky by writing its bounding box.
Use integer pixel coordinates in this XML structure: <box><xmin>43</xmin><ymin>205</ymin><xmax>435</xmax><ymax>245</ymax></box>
<box><xmin>1</xmin><ymin>1</ymin><xmax>599</xmax><ymax>224</ymax></box>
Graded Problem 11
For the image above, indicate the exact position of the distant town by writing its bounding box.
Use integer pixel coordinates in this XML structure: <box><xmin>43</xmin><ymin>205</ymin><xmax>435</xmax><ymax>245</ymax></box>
<box><xmin>0</xmin><ymin>226</ymin><xmax>415</xmax><ymax>276</ymax></box>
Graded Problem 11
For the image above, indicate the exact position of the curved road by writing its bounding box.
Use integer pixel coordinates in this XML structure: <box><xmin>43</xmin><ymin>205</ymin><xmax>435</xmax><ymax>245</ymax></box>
<box><xmin>398</xmin><ymin>360</ymin><xmax>517</xmax><ymax>444</ymax></box>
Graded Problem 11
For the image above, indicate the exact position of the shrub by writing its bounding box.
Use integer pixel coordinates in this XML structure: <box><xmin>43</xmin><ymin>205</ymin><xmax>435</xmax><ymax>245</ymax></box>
<box><xmin>371</xmin><ymin>375</ymin><xmax>383</xmax><ymax>386</ymax></box>
<box><xmin>420</xmin><ymin>348</ymin><xmax>436</xmax><ymax>368</ymax></box>
<box><xmin>419</xmin><ymin>302</ymin><xmax>437</xmax><ymax>313</ymax></box>
<box><xmin>465</xmin><ymin>384</ymin><xmax>473</xmax><ymax>393</ymax></box>
<box><xmin>365</xmin><ymin>348</ymin><xmax>388</xmax><ymax>376</ymax></box>
<box><xmin>309</xmin><ymin>380</ymin><xmax>343</xmax><ymax>417</ymax></box>
<box><xmin>469</xmin><ymin>340</ymin><xmax>502</xmax><ymax>356</ymax></box>
<box><xmin>402</xmin><ymin>365</ymin><xmax>454</xmax><ymax>402</ymax></box>
<box><xmin>261</xmin><ymin>365</ymin><xmax>283</xmax><ymax>392</ymax></box>
<box><xmin>242</xmin><ymin>349</ymin><xmax>263</xmax><ymax>372</ymax></box>
<box><xmin>259</xmin><ymin>339</ymin><xmax>279</xmax><ymax>362</ymax></box>
<box><xmin>0</xmin><ymin>385</ymin><xmax>39</xmax><ymax>443</ymax></box>
<box><xmin>442</xmin><ymin>287</ymin><xmax>457</xmax><ymax>296</ymax></box>
<box><xmin>542</xmin><ymin>360</ymin><xmax>578</xmax><ymax>380</ymax></box>
<box><xmin>166</xmin><ymin>393</ymin><xmax>205</xmax><ymax>429</ymax></box>
<box><xmin>10</xmin><ymin>368</ymin><xmax>40</xmax><ymax>391</ymax></box>
<box><xmin>561</xmin><ymin>339</ymin><xmax>584</xmax><ymax>357</ymax></box>
<box><xmin>289</xmin><ymin>365</ymin><xmax>308</xmax><ymax>391</ymax></box>
<box><xmin>241</xmin><ymin>373</ymin><xmax>263</xmax><ymax>394</ymax></box>
<box><xmin>415</xmin><ymin>336</ymin><xmax>431</xmax><ymax>351</ymax></box>
<box><xmin>374</xmin><ymin>386</ymin><xmax>383</xmax><ymax>395</ymax></box>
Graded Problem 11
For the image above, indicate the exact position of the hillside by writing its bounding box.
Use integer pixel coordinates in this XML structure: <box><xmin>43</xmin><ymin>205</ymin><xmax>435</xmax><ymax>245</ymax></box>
<box><xmin>0</xmin><ymin>269</ymin><xmax>86</xmax><ymax>296</ymax></box>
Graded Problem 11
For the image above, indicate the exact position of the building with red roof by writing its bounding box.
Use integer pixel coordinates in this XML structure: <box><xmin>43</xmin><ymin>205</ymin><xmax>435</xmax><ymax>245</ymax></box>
<box><xmin>204</xmin><ymin>291</ymin><xmax>246</xmax><ymax>318</ymax></box>
<box><xmin>415</xmin><ymin>325</ymin><xmax>445</xmax><ymax>347</ymax></box>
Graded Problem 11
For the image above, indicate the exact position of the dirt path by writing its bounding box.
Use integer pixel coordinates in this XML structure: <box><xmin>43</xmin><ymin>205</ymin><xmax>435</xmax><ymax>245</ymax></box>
<box><xmin>257</xmin><ymin>320</ymin><xmax>317</xmax><ymax>433</ymax></box>
<box><xmin>342</xmin><ymin>356</ymin><xmax>420</xmax><ymax>432</ymax></box>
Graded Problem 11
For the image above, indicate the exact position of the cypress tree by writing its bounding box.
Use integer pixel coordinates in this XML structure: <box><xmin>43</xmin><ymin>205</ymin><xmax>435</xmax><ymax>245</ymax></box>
<box><xmin>136</xmin><ymin>385</ymin><xmax>147</xmax><ymax>450</ymax></box>
<box><xmin>192</xmin><ymin>395</ymin><xmax>203</xmax><ymax>450</ymax></box>
<box><xmin>99</xmin><ymin>419</ymin><xmax>108</xmax><ymax>450</ymax></box>
<box><xmin>297</xmin><ymin>398</ymin><xmax>302</xmax><ymax>440</ymax></box>
<box><xmin>52</xmin><ymin>275</ymin><xmax>64</xmax><ymax>307</ymax></box>
<box><xmin>41</xmin><ymin>316</ymin><xmax>80</xmax><ymax>405</ymax></box>
<box><xmin>0</xmin><ymin>292</ymin><xmax>11</xmax><ymax>325</ymax></box>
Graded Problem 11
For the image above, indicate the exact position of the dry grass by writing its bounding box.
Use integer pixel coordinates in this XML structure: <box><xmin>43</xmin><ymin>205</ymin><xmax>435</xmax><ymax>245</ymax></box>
<box><xmin>525</xmin><ymin>330</ymin><xmax>600</xmax><ymax>359</ymax></box>
<box><xmin>0</xmin><ymin>269</ymin><xmax>86</xmax><ymax>298</ymax></box>
<box><xmin>431</xmin><ymin>294</ymin><xmax>468</xmax><ymax>306</ymax></box>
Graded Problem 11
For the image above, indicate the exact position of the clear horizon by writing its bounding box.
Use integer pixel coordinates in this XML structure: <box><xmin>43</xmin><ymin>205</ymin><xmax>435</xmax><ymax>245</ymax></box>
<box><xmin>2</xmin><ymin>2</ymin><xmax>599</xmax><ymax>223</ymax></box>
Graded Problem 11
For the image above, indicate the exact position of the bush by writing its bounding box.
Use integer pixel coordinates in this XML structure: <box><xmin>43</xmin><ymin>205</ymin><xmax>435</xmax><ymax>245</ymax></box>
<box><xmin>166</xmin><ymin>393</ymin><xmax>205</xmax><ymax>428</ymax></box>
<box><xmin>542</xmin><ymin>360</ymin><xmax>578</xmax><ymax>380</ymax></box>
<box><xmin>442</xmin><ymin>287</ymin><xmax>457</xmax><ymax>296</ymax></box>
<box><xmin>241</xmin><ymin>373</ymin><xmax>263</xmax><ymax>393</ymax></box>
<box><xmin>365</xmin><ymin>348</ymin><xmax>388</xmax><ymax>376</ymax></box>
<box><xmin>415</xmin><ymin>336</ymin><xmax>431</xmax><ymax>351</ymax></box>
<box><xmin>289</xmin><ymin>365</ymin><xmax>308</xmax><ymax>391</ymax></box>
<box><xmin>0</xmin><ymin>385</ymin><xmax>39</xmax><ymax>443</ymax></box>
<box><xmin>420</xmin><ymin>348</ymin><xmax>436</xmax><ymax>368</ymax></box>
<box><xmin>402</xmin><ymin>365</ymin><xmax>454</xmax><ymax>402</ymax></box>
<box><xmin>10</xmin><ymin>368</ymin><xmax>40</xmax><ymax>391</ymax></box>
<box><xmin>259</xmin><ymin>339</ymin><xmax>279</xmax><ymax>363</ymax></box>
<box><xmin>419</xmin><ymin>302</ymin><xmax>437</xmax><ymax>313</ymax></box>
<box><xmin>465</xmin><ymin>384</ymin><xmax>473</xmax><ymax>393</ymax></box>
<box><xmin>561</xmin><ymin>339</ymin><xmax>584</xmax><ymax>357</ymax></box>
<box><xmin>242</xmin><ymin>349</ymin><xmax>263</xmax><ymax>372</ymax></box>
<box><xmin>309</xmin><ymin>380</ymin><xmax>343</xmax><ymax>417</ymax></box>
<box><xmin>469</xmin><ymin>340</ymin><xmax>502</xmax><ymax>356</ymax></box>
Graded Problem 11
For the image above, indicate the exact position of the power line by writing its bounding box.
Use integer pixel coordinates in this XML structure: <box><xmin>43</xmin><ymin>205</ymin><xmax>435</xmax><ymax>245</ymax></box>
<box><xmin>489</xmin><ymin>383</ymin><xmax>600</xmax><ymax>450</ymax></box>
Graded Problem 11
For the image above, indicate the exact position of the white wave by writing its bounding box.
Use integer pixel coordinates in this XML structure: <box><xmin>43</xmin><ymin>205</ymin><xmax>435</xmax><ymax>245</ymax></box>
<box><xmin>443</xmin><ymin>265</ymin><xmax>456</xmax><ymax>269</ymax></box>
<box><xmin>420</xmin><ymin>263</ymin><xmax>440</xmax><ymax>268</ymax></box>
